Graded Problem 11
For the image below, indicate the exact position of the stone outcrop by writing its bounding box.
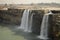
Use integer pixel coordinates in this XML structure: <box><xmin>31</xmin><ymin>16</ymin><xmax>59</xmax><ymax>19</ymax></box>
<box><xmin>0</xmin><ymin>8</ymin><xmax>24</xmax><ymax>25</ymax></box>
<box><xmin>52</xmin><ymin>13</ymin><xmax>60</xmax><ymax>40</ymax></box>
<box><xmin>31</xmin><ymin>10</ymin><xmax>44</xmax><ymax>35</ymax></box>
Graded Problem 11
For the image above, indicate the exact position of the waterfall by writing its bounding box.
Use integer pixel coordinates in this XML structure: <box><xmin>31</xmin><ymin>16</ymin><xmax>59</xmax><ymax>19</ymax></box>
<box><xmin>37</xmin><ymin>11</ymin><xmax>53</xmax><ymax>39</ymax></box>
<box><xmin>28</xmin><ymin>13</ymin><xmax>33</xmax><ymax>32</ymax></box>
<box><xmin>18</xmin><ymin>10</ymin><xmax>29</xmax><ymax>31</ymax></box>
<box><xmin>18</xmin><ymin>9</ymin><xmax>33</xmax><ymax>33</ymax></box>
<box><xmin>23</xmin><ymin>9</ymin><xmax>30</xmax><ymax>32</ymax></box>
<box><xmin>38</xmin><ymin>14</ymin><xmax>49</xmax><ymax>39</ymax></box>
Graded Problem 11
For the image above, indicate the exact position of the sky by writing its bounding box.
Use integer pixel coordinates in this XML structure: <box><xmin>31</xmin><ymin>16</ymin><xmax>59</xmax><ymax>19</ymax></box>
<box><xmin>0</xmin><ymin>0</ymin><xmax>60</xmax><ymax>4</ymax></box>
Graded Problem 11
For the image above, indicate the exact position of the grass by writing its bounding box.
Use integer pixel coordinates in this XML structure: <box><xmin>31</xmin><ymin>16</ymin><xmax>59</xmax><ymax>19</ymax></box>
<box><xmin>0</xmin><ymin>26</ymin><xmax>24</xmax><ymax>40</ymax></box>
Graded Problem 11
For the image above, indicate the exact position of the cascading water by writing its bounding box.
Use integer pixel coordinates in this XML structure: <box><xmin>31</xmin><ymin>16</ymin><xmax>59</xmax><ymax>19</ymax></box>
<box><xmin>37</xmin><ymin>11</ymin><xmax>53</xmax><ymax>39</ymax></box>
<box><xmin>28</xmin><ymin>13</ymin><xmax>33</xmax><ymax>32</ymax></box>
<box><xmin>18</xmin><ymin>10</ymin><xmax>29</xmax><ymax>31</ymax></box>
<box><xmin>23</xmin><ymin>9</ymin><xmax>30</xmax><ymax>32</ymax></box>
<box><xmin>18</xmin><ymin>9</ymin><xmax>33</xmax><ymax>32</ymax></box>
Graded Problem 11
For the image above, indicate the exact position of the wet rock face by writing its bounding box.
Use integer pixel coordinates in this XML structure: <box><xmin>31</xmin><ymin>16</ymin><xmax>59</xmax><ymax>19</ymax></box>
<box><xmin>52</xmin><ymin>14</ymin><xmax>60</xmax><ymax>40</ymax></box>
<box><xmin>0</xmin><ymin>9</ymin><xmax>24</xmax><ymax>25</ymax></box>
<box><xmin>48</xmin><ymin>14</ymin><xmax>54</xmax><ymax>39</ymax></box>
<box><xmin>31</xmin><ymin>10</ymin><xmax>44</xmax><ymax>35</ymax></box>
<box><xmin>47</xmin><ymin>12</ymin><xmax>60</xmax><ymax>40</ymax></box>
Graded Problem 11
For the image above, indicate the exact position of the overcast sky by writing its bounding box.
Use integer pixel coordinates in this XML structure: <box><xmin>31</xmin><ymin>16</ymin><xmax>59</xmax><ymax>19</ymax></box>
<box><xmin>0</xmin><ymin>0</ymin><xmax>60</xmax><ymax>4</ymax></box>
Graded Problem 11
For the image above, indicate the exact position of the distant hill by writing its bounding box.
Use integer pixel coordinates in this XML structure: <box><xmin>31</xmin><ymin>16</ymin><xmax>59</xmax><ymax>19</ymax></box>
<box><xmin>37</xmin><ymin>3</ymin><xmax>60</xmax><ymax>7</ymax></box>
<box><xmin>0</xmin><ymin>3</ymin><xmax>60</xmax><ymax>8</ymax></box>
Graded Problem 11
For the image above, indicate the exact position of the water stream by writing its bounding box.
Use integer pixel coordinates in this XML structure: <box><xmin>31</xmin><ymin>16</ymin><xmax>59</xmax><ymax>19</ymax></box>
<box><xmin>28</xmin><ymin>13</ymin><xmax>33</xmax><ymax>32</ymax></box>
<box><xmin>18</xmin><ymin>9</ymin><xmax>33</xmax><ymax>32</ymax></box>
<box><xmin>37</xmin><ymin>11</ymin><xmax>53</xmax><ymax>40</ymax></box>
